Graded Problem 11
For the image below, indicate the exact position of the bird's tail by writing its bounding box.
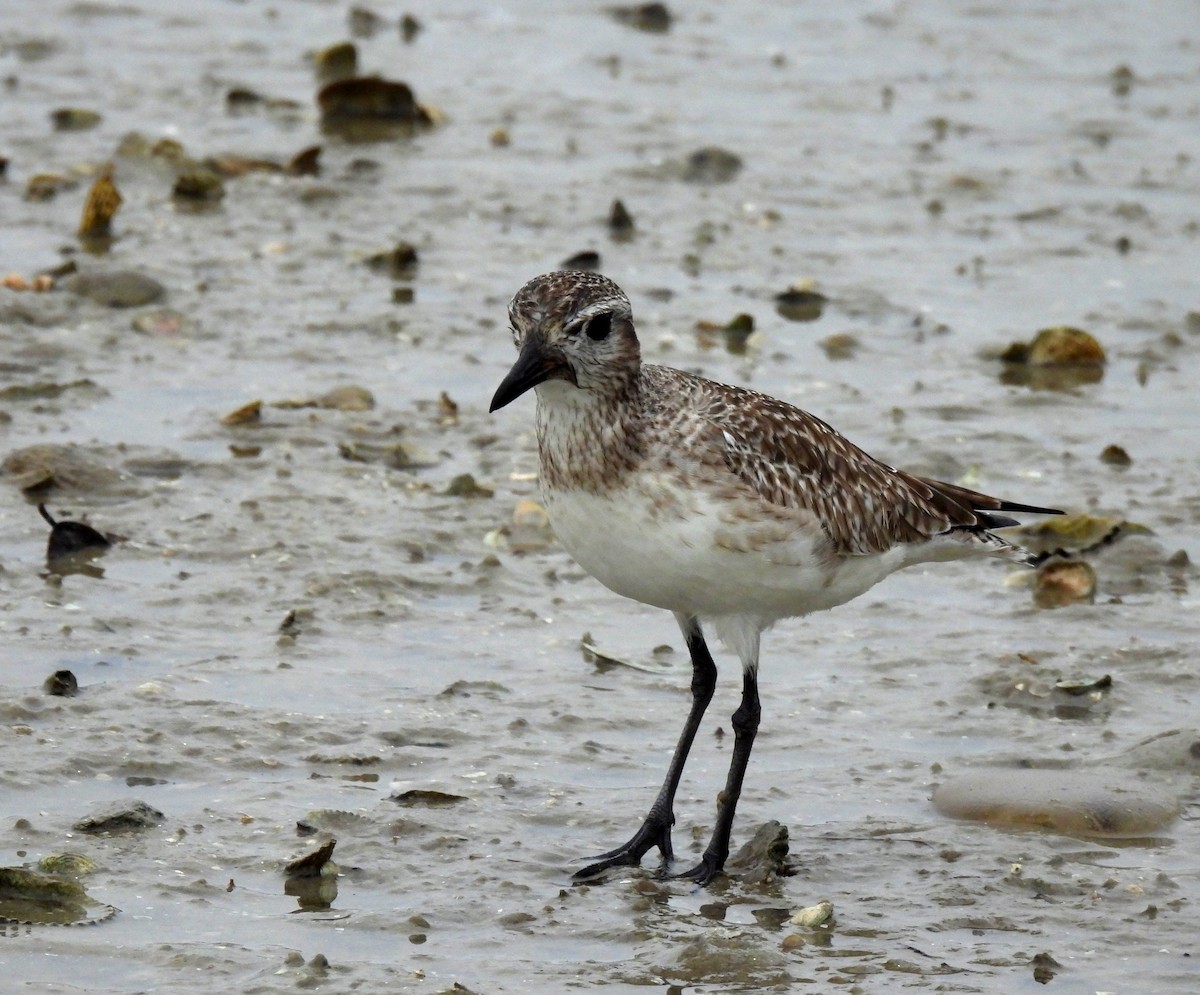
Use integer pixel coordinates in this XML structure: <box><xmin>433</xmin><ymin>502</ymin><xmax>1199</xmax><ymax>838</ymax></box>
<box><xmin>948</xmin><ymin>524</ymin><xmax>1041</xmax><ymax>566</ymax></box>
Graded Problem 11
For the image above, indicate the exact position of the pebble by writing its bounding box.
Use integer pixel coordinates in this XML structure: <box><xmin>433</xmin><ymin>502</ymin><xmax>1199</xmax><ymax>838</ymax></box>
<box><xmin>64</xmin><ymin>270</ymin><xmax>166</xmax><ymax>308</ymax></box>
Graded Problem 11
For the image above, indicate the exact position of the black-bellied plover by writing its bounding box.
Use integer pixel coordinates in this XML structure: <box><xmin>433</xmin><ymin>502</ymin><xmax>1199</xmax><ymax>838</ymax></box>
<box><xmin>490</xmin><ymin>270</ymin><xmax>1061</xmax><ymax>885</ymax></box>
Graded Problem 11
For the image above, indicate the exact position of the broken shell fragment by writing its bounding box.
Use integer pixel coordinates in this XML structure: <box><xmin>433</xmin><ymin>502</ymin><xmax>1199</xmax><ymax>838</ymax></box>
<box><xmin>78</xmin><ymin>165</ymin><xmax>122</xmax><ymax>238</ymax></box>
<box><xmin>36</xmin><ymin>853</ymin><xmax>99</xmax><ymax>876</ymax></box>
<box><xmin>1034</xmin><ymin>559</ymin><xmax>1097</xmax><ymax>608</ymax></box>
<box><xmin>221</xmin><ymin>400</ymin><xmax>263</xmax><ymax>426</ymax></box>
<box><xmin>789</xmin><ymin>900</ymin><xmax>834</xmax><ymax>928</ymax></box>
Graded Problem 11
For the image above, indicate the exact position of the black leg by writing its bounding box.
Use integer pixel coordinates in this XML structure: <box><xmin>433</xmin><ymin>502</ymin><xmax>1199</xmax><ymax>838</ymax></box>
<box><xmin>573</xmin><ymin>614</ymin><xmax>718</xmax><ymax>880</ymax></box>
<box><xmin>675</xmin><ymin>666</ymin><xmax>761</xmax><ymax>885</ymax></box>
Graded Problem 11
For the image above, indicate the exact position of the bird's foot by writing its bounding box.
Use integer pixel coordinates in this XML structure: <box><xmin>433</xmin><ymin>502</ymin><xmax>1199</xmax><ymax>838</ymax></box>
<box><xmin>672</xmin><ymin>850</ymin><xmax>725</xmax><ymax>887</ymax></box>
<box><xmin>572</xmin><ymin>814</ymin><xmax>674</xmax><ymax>882</ymax></box>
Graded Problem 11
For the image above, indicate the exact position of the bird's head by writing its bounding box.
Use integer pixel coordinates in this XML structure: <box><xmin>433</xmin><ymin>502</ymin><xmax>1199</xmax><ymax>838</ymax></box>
<box><xmin>489</xmin><ymin>271</ymin><xmax>641</xmax><ymax>412</ymax></box>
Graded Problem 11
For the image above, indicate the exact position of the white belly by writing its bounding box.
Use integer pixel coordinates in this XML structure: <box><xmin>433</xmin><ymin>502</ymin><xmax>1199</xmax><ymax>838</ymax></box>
<box><xmin>542</xmin><ymin>477</ymin><xmax>906</xmax><ymax>624</ymax></box>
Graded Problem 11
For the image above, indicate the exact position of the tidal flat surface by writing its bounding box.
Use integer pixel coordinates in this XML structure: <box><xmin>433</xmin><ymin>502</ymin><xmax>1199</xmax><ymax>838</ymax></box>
<box><xmin>1</xmin><ymin>1</ymin><xmax>1198</xmax><ymax>991</ymax></box>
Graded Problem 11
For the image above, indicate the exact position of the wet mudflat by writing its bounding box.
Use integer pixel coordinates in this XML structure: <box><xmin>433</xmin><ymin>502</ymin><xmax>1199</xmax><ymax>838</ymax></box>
<box><xmin>1</xmin><ymin>0</ymin><xmax>1198</xmax><ymax>991</ymax></box>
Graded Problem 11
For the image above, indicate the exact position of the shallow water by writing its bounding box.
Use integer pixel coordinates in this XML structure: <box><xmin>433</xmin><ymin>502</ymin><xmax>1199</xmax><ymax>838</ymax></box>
<box><xmin>2</xmin><ymin>0</ymin><xmax>1198</xmax><ymax>991</ymax></box>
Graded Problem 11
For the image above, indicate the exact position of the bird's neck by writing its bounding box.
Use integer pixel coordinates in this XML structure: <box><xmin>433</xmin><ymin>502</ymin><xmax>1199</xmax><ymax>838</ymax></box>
<box><xmin>534</xmin><ymin>376</ymin><xmax>644</xmax><ymax>491</ymax></box>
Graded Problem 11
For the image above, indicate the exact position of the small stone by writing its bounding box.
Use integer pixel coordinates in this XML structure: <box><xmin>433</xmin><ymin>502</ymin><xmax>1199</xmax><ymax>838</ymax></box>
<box><xmin>25</xmin><ymin>173</ymin><xmax>78</xmax><ymax>201</ymax></box>
<box><xmin>682</xmin><ymin>146</ymin><xmax>743</xmax><ymax>183</ymax></box>
<box><xmin>64</xmin><ymin>270</ymin><xmax>165</xmax><ymax>308</ymax></box>
<box><xmin>444</xmin><ymin>474</ymin><xmax>493</xmax><ymax>498</ymax></box>
<box><xmin>608</xmin><ymin>199</ymin><xmax>635</xmax><ymax>237</ymax></box>
<box><xmin>1099</xmin><ymin>444</ymin><xmax>1131</xmax><ymax>467</ymax></box>
<box><xmin>131</xmin><ymin>308</ymin><xmax>188</xmax><ymax>337</ymax></box>
<box><xmin>610</xmin><ymin>3</ymin><xmax>672</xmax><ymax>33</ymax></box>
<box><xmin>286</xmin><ymin>145</ymin><xmax>322</xmax><ymax>176</ymax></box>
<box><xmin>225</xmin><ymin>87</ymin><xmax>263</xmax><ymax>110</ymax></box>
<box><xmin>172</xmin><ymin>169</ymin><xmax>225</xmax><ymax>202</ymax></box>
<box><xmin>51</xmin><ymin>108</ymin><xmax>102</xmax><ymax>131</ymax></box>
<box><xmin>820</xmin><ymin>332</ymin><xmax>859</xmax><ymax>361</ymax></box>
<box><xmin>365</xmin><ymin>242</ymin><xmax>419</xmax><ymax>278</ymax></box>
<box><xmin>774</xmin><ymin>282</ymin><xmax>827</xmax><ymax>322</ymax></box>
<box><xmin>313</xmin><ymin>41</ymin><xmax>358</xmax><ymax>83</ymax></box>
<box><xmin>722</xmin><ymin>313</ymin><xmax>755</xmax><ymax>355</ymax></box>
<box><xmin>348</xmin><ymin>5</ymin><xmax>382</xmax><ymax>36</ymax></box>
<box><xmin>400</xmin><ymin>13</ymin><xmax>422</xmax><ymax>41</ymax></box>
<box><xmin>561</xmin><ymin>250</ymin><xmax>600</xmax><ymax>271</ymax></box>
<box><xmin>1110</xmin><ymin>64</ymin><xmax>1135</xmax><ymax>97</ymax></box>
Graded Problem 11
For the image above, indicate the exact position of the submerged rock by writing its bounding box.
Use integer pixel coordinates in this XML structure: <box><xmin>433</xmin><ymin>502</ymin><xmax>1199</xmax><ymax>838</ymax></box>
<box><xmin>0</xmin><ymin>867</ymin><xmax>117</xmax><ymax>927</ymax></box>
<box><xmin>999</xmin><ymin>326</ymin><xmax>1106</xmax><ymax>389</ymax></box>
<box><xmin>932</xmin><ymin>768</ymin><xmax>1178</xmax><ymax>837</ymax></box>
<box><xmin>317</xmin><ymin>76</ymin><xmax>436</xmax><ymax>140</ymax></box>
<box><xmin>934</xmin><ymin>730</ymin><xmax>1199</xmax><ymax>838</ymax></box>
<box><xmin>73</xmin><ymin>800</ymin><xmax>164</xmax><ymax>835</ymax></box>
<box><xmin>3</xmin><ymin>444</ymin><xmax>122</xmax><ymax>494</ymax></box>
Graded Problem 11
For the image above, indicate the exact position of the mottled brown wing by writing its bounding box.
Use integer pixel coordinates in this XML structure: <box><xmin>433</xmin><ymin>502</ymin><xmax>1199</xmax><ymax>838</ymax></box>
<box><xmin>694</xmin><ymin>380</ymin><xmax>979</xmax><ymax>555</ymax></box>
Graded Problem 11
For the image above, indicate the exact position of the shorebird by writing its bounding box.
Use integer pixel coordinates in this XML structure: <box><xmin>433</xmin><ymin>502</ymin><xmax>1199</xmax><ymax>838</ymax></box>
<box><xmin>489</xmin><ymin>270</ymin><xmax>1061</xmax><ymax>885</ymax></box>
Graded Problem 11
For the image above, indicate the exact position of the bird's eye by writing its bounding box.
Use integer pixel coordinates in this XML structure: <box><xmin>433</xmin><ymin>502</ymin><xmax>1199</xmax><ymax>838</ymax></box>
<box><xmin>584</xmin><ymin>313</ymin><xmax>612</xmax><ymax>341</ymax></box>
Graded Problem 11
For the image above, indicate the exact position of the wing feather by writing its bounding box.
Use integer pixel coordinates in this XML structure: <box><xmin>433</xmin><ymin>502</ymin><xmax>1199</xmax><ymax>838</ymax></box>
<box><xmin>667</xmin><ymin>372</ymin><xmax>1031</xmax><ymax>556</ymax></box>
